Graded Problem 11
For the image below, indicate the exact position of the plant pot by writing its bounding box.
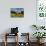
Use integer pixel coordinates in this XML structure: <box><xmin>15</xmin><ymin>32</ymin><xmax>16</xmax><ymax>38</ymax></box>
<box><xmin>37</xmin><ymin>39</ymin><xmax>40</xmax><ymax>43</ymax></box>
<box><xmin>37</xmin><ymin>39</ymin><xmax>44</xmax><ymax>44</ymax></box>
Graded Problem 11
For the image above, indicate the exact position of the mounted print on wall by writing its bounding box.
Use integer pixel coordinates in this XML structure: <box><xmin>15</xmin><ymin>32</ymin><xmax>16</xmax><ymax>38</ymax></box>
<box><xmin>10</xmin><ymin>8</ymin><xmax>24</xmax><ymax>17</ymax></box>
<box><xmin>37</xmin><ymin>0</ymin><xmax>46</xmax><ymax>18</ymax></box>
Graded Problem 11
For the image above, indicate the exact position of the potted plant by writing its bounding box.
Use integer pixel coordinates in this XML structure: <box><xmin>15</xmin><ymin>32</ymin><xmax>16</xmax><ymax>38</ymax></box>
<box><xmin>33</xmin><ymin>32</ymin><xmax>46</xmax><ymax>43</ymax></box>
<box><xmin>40</xmin><ymin>26</ymin><xmax>45</xmax><ymax>29</ymax></box>
<box><xmin>32</xmin><ymin>24</ymin><xmax>45</xmax><ymax>30</ymax></box>
<box><xmin>32</xmin><ymin>25</ymin><xmax>39</xmax><ymax>30</ymax></box>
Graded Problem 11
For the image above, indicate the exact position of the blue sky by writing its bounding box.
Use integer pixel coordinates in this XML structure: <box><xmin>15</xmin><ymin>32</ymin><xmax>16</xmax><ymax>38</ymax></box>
<box><xmin>11</xmin><ymin>8</ymin><xmax>24</xmax><ymax>12</ymax></box>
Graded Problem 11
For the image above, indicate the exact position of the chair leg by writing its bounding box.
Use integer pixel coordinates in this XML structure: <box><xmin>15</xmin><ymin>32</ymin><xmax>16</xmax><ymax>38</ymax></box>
<box><xmin>4</xmin><ymin>41</ymin><xmax>7</xmax><ymax>46</ymax></box>
<box><xmin>16</xmin><ymin>34</ymin><xmax>18</xmax><ymax>46</ymax></box>
<box><xmin>4</xmin><ymin>33</ymin><xmax>7</xmax><ymax>46</ymax></box>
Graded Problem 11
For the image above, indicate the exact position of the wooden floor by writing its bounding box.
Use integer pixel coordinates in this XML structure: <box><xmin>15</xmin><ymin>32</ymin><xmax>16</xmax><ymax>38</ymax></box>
<box><xmin>0</xmin><ymin>42</ymin><xmax>46</xmax><ymax>46</ymax></box>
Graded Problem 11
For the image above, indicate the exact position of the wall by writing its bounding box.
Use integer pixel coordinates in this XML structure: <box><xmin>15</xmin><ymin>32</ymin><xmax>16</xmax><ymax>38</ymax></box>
<box><xmin>0</xmin><ymin>0</ymin><xmax>36</xmax><ymax>42</ymax></box>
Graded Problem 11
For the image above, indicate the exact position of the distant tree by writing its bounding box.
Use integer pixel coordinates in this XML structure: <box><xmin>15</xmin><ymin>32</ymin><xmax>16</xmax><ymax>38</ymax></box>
<box><xmin>11</xmin><ymin>11</ymin><xmax>16</xmax><ymax>14</ymax></box>
<box><xmin>21</xmin><ymin>11</ymin><xmax>24</xmax><ymax>14</ymax></box>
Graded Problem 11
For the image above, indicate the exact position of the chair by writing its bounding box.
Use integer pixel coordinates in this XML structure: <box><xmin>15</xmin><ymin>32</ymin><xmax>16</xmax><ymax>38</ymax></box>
<box><xmin>4</xmin><ymin>33</ymin><xmax>18</xmax><ymax>46</ymax></box>
<box><xmin>18</xmin><ymin>33</ymin><xmax>30</xmax><ymax>46</ymax></box>
<box><xmin>4</xmin><ymin>27</ymin><xmax>19</xmax><ymax>46</ymax></box>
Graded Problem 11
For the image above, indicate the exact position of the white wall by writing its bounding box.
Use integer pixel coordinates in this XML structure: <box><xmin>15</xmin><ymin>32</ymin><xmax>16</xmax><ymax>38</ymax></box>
<box><xmin>0</xmin><ymin>0</ymin><xmax>36</xmax><ymax>42</ymax></box>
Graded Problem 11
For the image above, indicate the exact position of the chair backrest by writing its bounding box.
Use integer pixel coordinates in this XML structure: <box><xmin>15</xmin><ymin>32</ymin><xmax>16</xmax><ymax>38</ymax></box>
<box><xmin>11</xmin><ymin>27</ymin><xmax>18</xmax><ymax>34</ymax></box>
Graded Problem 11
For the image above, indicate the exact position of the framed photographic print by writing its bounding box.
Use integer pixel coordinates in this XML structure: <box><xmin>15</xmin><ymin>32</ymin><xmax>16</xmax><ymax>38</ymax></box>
<box><xmin>37</xmin><ymin>0</ymin><xmax>46</xmax><ymax>18</ymax></box>
<box><xmin>10</xmin><ymin>8</ymin><xmax>24</xmax><ymax>18</ymax></box>
<box><xmin>36</xmin><ymin>0</ymin><xmax>46</xmax><ymax>26</ymax></box>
